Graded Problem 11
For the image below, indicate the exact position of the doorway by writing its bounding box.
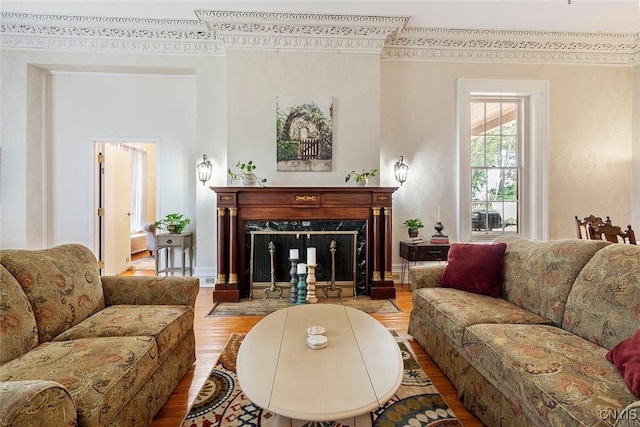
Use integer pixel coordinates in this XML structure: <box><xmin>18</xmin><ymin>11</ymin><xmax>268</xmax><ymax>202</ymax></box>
<box><xmin>95</xmin><ymin>141</ymin><xmax>157</xmax><ymax>275</ymax></box>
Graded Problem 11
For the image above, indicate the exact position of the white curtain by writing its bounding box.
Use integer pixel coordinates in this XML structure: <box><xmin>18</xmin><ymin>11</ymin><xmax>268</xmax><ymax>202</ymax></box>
<box><xmin>130</xmin><ymin>147</ymin><xmax>147</xmax><ymax>233</ymax></box>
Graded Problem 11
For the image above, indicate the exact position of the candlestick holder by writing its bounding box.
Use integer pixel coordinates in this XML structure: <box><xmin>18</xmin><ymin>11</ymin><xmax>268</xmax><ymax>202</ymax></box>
<box><xmin>305</xmin><ymin>264</ymin><xmax>319</xmax><ymax>303</ymax></box>
<box><xmin>288</xmin><ymin>257</ymin><xmax>299</xmax><ymax>303</ymax></box>
<box><xmin>323</xmin><ymin>240</ymin><xmax>342</xmax><ymax>298</ymax></box>
<box><xmin>433</xmin><ymin>221</ymin><xmax>448</xmax><ymax>238</ymax></box>
<box><xmin>264</xmin><ymin>241</ymin><xmax>283</xmax><ymax>299</ymax></box>
<box><xmin>296</xmin><ymin>271</ymin><xmax>307</xmax><ymax>305</ymax></box>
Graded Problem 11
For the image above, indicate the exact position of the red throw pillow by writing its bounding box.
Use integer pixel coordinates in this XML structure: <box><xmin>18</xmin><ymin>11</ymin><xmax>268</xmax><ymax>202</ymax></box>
<box><xmin>607</xmin><ymin>331</ymin><xmax>640</xmax><ymax>397</ymax></box>
<box><xmin>440</xmin><ymin>243</ymin><xmax>507</xmax><ymax>297</ymax></box>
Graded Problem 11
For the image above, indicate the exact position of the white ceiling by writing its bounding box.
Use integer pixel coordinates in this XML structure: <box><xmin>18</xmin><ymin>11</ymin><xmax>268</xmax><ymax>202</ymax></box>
<box><xmin>2</xmin><ymin>0</ymin><xmax>639</xmax><ymax>33</ymax></box>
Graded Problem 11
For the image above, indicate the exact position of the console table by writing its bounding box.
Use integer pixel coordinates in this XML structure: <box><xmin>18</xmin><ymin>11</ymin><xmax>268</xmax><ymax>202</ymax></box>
<box><xmin>210</xmin><ymin>186</ymin><xmax>398</xmax><ymax>302</ymax></box>
<box><xmin>399</xmin><ymin>241</ymin><xmax>449</xmax><ymax>284</ymax></box>
<box><xmin>155</xmin><ymin>232</ymin><xmax>193</xmax><ymax>276</ymax></box>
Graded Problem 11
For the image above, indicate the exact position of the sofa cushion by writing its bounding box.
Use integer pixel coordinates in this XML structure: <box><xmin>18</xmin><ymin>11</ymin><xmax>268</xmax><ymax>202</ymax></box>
<box><xmin>607</xmin><ymin>330</ymin><xmax>640</xmax><ymax>397</ymax></box>
<box><xmin>563</xmin><ymin>243</ymin><xmax>640</xmax><ymax>350</ymax></box>
<box><xmin>53</xmin><ymin>305</ymin><xmax>193</xmax><ymax>362</ymax></box>
<box><xmin>412</xmin><ymin>287</ymin><xmax>552</xmax><ymax>347</ymax></box>
<box><xmin>0</xmin><ymin>264</ymin><xmax>39</xmax><ymax>363</ymax></box>
<box><xmin>0</xmin><ymin>244</ymin><xmax>105</xmax><ymax>342</ymax></box>
<box><xmin>0</xmin><ymin>336</ymin><xmax>158</xmax><ymax>427</ymax></box>
<box><xmin>441</xmin><ymin>243</ymin><xmax>506</xmax><ymax>297</ymax></box>
<box><xmin>464</xmin><ymin>323</ymin><xmax>638</xmax><ymax>427</ymax></box>
<box><xmin>494</xmin><ymin>236</ymin><xmax>609</xmax><ymax>326</ymax></box>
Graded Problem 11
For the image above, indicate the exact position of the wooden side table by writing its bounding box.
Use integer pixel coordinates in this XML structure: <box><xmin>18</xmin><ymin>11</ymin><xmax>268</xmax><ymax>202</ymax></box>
<box><xmin>399</xmin><ymin>241</ymin><xmax>450</xmax><ymax>284</ymax></box>
<box><xmin>156</xmin><ymin>232</ymin><xmax>193</xmax><ymax>276</ymax></box>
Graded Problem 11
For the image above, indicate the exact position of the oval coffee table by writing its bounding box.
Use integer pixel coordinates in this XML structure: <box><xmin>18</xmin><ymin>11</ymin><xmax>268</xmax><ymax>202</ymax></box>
<box><xmin>236</xmin><ymin>304</ymin><xmax>403</xmax><ymax>427</ymax></box>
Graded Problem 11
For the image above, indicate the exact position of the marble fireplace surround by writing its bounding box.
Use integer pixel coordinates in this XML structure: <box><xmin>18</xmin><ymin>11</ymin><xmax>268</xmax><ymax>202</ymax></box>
<box><xmin>211</xmin><ymin>186</ymin><xmax>397</xmax><ymax>302</ymax></box>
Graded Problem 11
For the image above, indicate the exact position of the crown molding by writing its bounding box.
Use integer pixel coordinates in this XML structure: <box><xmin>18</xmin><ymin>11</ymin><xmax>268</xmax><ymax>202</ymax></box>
<box><xmin>195</xmin><ymin>10</ymin><xmax>410</xmax><ymax>53</ymax></box>
<box><xmin>1</xmin><ymin>12</ymin><xmax>638</xmax><ymax>65</ymax></box>
<box><xmin>383</xmin><ymin>27</ymin><xmax>640</xmax><ymax>65</ymax></box>
<box><xmin>0</xmin><ymin>12</ymin><xmax>225</xmax><ymax>55</ymax></box>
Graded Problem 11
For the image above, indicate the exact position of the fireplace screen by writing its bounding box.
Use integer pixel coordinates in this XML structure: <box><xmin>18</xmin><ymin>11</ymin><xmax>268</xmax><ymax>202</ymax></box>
<box><xmin>249</xmin><ymin>230</ymin><xmax>357</xmax><ymax>299</ymax></box>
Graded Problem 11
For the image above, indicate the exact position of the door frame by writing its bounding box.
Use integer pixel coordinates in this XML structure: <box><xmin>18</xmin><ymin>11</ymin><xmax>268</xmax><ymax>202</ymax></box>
<box><xmin>93</xmin><ymin>138</ymin><xmax>159</xmax><ymax>274</ymax></box>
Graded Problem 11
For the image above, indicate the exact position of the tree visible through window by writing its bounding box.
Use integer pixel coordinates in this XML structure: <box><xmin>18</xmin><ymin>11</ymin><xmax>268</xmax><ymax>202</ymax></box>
<box><xmin>470</xmin><ymin>98</ymin><xmax>521</xmax><ymax>240</ymax></box>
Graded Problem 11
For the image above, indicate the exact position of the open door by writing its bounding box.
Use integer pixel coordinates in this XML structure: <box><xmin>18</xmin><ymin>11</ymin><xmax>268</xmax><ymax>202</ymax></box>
<box><xmin>97</xmin><ymin>143</ymin><xmax>132</xmax><ymax>275</ymax></box>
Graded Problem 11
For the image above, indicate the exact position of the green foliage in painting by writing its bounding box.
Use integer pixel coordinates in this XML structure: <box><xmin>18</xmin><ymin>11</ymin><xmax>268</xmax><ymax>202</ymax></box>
<box><xmin>276</xmin><ymin>101</ymin><xmax>333</xmax><ymax>161</ymax></box>
<box><xmin>277</xmin><ymin>140</ymin><xmax>299</xmax><ymax>161</ymax></box>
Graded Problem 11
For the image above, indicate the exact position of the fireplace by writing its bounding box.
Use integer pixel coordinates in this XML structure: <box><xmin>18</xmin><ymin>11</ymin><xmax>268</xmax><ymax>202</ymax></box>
<box><xmin>210</xmin><ymin>186</ymin><xmax>397</xmax><ymax>302</ymax></box>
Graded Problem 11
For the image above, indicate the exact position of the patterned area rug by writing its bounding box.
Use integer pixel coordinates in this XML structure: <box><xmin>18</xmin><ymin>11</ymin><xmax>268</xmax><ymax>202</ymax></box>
<box><xmin>207</xmin><ymin>297</ymin><xmax>401</xmax><ymax>317</ymax></box>
<box><xmin>181</xmin><ymin>332</ymin><xmax>461</xmax><ymax>427</ymax></box>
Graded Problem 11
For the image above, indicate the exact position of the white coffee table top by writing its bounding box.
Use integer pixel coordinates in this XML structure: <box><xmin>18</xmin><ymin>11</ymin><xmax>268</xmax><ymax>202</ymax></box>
<box><xmin>236</xmin><ymin>304</ymin><xmax>403</xmax><ymax>422</ymax></box>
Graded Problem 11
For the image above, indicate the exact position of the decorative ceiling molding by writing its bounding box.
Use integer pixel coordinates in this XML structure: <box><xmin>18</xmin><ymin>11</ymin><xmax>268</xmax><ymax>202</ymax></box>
<box><xmin>1</xmin><ymin>11</ymin><xmax>638</xmax><ymax>65</ymax></box>
<box><xmin>384</xmin><ymin>28</ymin><xmax>640</xmax><ymax>65</ymax></box>
<box><xmin>0</xmin><ymin>12</ymin><xmax>225</xmax><ymax>55</ymax></box>
<box><xmin>195</xmin><ymin>10</ymin><xmax>410</xmax><ymax>53</ymax></box>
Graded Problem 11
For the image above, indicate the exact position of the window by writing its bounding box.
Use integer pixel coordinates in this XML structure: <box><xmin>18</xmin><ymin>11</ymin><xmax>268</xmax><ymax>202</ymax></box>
<box><xmin>470</xmin><ymin>97</ymin><xmax>521</xmax><ymax>240</ymax></box>
<box><xmin>457</xmin><ymin>80</ymin><xmax>549</xmax><ymax>242</ymax></box>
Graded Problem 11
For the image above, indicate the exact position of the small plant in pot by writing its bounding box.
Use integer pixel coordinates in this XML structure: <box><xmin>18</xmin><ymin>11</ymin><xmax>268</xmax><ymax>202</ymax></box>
<box><xmin>228</xmin><ymin>160</ymin><xmax>267</xmax><ymax>187</ymax></box>
<box><xmin>403</xmin><ymin>218</ymin><xmax>424</xmax><ymax>238</ymax></box>
<box><xmin>345</xmin><ymin>168</ymin><xmax>378</xmax><ymax>186</ymax></box>
<box><xmin>155</xmin><ymin>213</ymin><xmax>190</xmax><ymax>234</ymax></box>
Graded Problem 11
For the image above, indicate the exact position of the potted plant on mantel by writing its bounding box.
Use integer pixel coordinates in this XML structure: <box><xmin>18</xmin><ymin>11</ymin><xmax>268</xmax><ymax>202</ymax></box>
<box><xmin>228</xmin><ymin>160</ymin><xmax>267</xmax><ymax>187</ymax></box>
<box><xmin>155</xmin><ymin>213</ymin><xmax>190</xmax><ymax>234</ymax></box>
<box><xmin>403</xmin><ymin>218</ymin><xmax>424</xmax><ymax>238</ymax></box>
<box><xmin>344</xmin><ymin>168</ymin><xmax>378</xmax><ymax>186</ymax></box>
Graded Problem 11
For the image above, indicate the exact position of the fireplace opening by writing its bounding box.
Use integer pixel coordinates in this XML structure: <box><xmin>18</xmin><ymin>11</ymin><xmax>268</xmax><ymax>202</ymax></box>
<box><xmin>244</xmin><ymin>220</ymin><xmax>367</xmax><ymax>299</ymax></box>
<box><xmin>250</xmin><ymin>230</ymin><xmax>358</xmax><ymax>299</ymax></box>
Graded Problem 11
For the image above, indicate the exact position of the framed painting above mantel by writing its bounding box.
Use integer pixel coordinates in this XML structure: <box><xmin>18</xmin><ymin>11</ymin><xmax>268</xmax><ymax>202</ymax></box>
<box><xmin>210</xmin><ymin>186</ymin><xmax>397</xmax><ymax>302</ymax></box>
<box><xmin>276</xmin><ymin>97</ymin><xmax>333</xmax><ymax>172</ymax></box>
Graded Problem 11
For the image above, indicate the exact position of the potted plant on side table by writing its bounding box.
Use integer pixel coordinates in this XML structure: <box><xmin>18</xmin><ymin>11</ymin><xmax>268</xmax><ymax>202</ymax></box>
<box><xmin>154</xmin><ymin>213</ymin><xmax>191</xmax><ymax>234</ymax></box>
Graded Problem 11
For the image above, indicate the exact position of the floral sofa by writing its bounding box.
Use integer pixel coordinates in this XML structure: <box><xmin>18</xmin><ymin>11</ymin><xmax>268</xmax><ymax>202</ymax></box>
<box><xmin>0</xmin><ymin>244</ymin><xmax>199</xmax><ymax>426</ymax></box>
<box><xmin>408</xmin><ymin>237</ymin><xmax>640</xmax><ymax>427</ymax></box>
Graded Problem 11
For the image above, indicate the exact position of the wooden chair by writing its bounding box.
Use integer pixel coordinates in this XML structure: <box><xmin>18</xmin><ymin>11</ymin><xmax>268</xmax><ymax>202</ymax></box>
<box><xmin>575</xmin><ymin>215</ymin><xmax>611</xmax><ymax>239</ymax></box>
<box><xmin>590</xmin><ymin>223</ymin><xmax>637</xmax><ymax>244</ymax></box>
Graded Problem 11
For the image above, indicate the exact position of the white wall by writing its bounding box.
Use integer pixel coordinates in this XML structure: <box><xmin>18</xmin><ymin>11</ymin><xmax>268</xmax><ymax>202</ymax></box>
<box><xmin>47</xmin><ymin>72</ymin><xmax>196</xmax><ymax>248</ymax></box>
<box><xmin>381</xmin><ymin>60</ymin><xmax>635</xmax><ymax>251</ymax></box>
<box><xmin>1</xmin><ymin>49</ymin><xmax>225</xmax><ymax>281</ymax></box>
<box><xmin>226</xmin><ymin>50</ymin><xmax>381</xmax><ymax>186</ymax></box>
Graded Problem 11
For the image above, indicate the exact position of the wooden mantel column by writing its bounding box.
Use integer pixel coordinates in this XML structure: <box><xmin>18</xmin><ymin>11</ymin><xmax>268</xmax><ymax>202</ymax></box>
<box><xmin>210</xmin><ymin>186</ymin><xmax>398</xmax><ymax>302</ymax></box>
<box><xmin>213</xmin><ymin>207</ymin><xmax>228</xmax><ymax>299</ymax></box>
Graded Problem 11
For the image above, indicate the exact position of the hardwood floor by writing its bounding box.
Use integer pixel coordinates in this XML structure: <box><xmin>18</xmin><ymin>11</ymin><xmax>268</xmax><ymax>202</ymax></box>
<box><xmin>122</xmin><ymin>262</ymin><xmax>483</xmax><ymax>426</ymax></box>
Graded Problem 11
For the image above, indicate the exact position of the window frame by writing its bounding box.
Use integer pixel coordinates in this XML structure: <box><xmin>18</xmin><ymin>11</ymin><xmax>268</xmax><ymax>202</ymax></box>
<box><xmin>456</xmin><ymin>79</ymin><xmax>549</xmax><ymax>242</ymax></box>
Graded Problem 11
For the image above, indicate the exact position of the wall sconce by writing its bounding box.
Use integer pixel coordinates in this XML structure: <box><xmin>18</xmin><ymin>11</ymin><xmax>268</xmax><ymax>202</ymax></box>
<box><xmin>394</xmin><ymin>156</ymin><xmax>409</xmax><ymax>186</ymax></box>
<box><xmin>197</xmin><ymin>154</ymin><xmax>212</xmax><ymax>186</ymax></box>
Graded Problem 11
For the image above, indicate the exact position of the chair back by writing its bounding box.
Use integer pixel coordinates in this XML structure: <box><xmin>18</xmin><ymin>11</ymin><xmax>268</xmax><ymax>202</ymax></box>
<box><xmin>590</xmin><ymin>223</ymin><xmax>637</xmax><ymax>244</ymax></box>
<box><xmin>574</xmin><ymin>215</ymin><xmax>610</xmax><ymax>239</ymax></box>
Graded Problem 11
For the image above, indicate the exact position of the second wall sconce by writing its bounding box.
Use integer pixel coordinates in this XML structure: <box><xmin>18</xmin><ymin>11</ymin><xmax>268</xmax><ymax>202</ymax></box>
<box><xmin>394</xmin><ymin>155</ymin><xmax>409</xmax><ymax>186</ymax></box>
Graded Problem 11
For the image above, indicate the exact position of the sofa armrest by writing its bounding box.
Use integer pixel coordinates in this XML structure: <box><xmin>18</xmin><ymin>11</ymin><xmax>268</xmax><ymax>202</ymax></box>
<box><xmin>101</xmin><ymin>276</ymin><xmax>199</xmax><ymax>308</ymax></box>
<box><xmin>408</xmin><ymin>264</ymin><xmax>446</xmax><ymax>291</ymax></box>
<box><xmin>0</xmin><ymin>380</ymin><xmax>76</xmax><ymax>427</ymax></box>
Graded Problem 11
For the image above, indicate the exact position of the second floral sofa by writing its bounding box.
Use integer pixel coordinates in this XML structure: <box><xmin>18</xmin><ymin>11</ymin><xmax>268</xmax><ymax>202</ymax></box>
<box><xmin>408</xmin><ymin>237</ymin><xmax>639</xmax><ymax>427</ymax></box>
